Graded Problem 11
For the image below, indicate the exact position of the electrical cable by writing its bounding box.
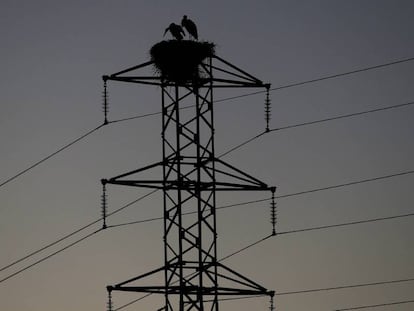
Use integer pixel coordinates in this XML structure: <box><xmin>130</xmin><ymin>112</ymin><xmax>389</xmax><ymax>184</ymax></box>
<box><xmin>108</xmin><ymin>168</ymin><xmax>414</xmax><ymax>229</ymax></box>
<box><xmin>269</xmin><ymin>101</ymin><xmax>414</xmax><ymax>133</ymax></box>
<box><xmin>105</xmin><ymin>57</ymin><xmax>414</xmax><ymax>125</ymax></box>
<box><xmin>275</xmin><ymin>170</ymin><xmax>414</xmax><ymax>199</ymax></box>
<box><xmin>0</xmin><ymin>228</ymin><xmax>102</xmax><ymax>284</ymax></box>
<box><xmin>0</xmin><ymin>123</ymin><xmax>105</xmax><ymax>191</ymax></box>
<box><xmin>113</xmin><ymin>293</ymin><xmax>152</xmax><ymax>311</ymax></box>
<box><xmin>335</xmin><ymin>299</ymin><xmax>414</xmax><ymax>311</ymax></box>
<box><xmin>114</xmin><ymin>233</ymin><xmax>272</xmax><ymax>310</ymax></box>
<box><xmin>268</xmin><ymin>56</ymin><xmax>414</xmax><ymax>93</ymax></box>
<box><xmin>214</xmin><ymin>55</ymin><xmax>414</xmax><ymax>104</ymax></box>
<box><xmin>0</xmin><ymin>218</ymin><xmax>101</xmax><ymax>273</ymax></box>
<box><xmin>218</xmin><ymin>130</ymin><xmax>267</xmax><ymax>158</ymax></box>
<box><xmin>218</xmin><ymin>100</ymin><xmax>414</xmax><ymax>158</ymax></box>
<box><xmin>113</xmin><ymin>220</ymin><xmax>414</xmax><ymax>310</ymax></box>
<box><xmin>4</xmin><ymin>167</ymin><xmax>411</xmax><ymax>279</ymax></box>
<box><xmin>108</xmin><ymin>210</ymin><xmax>414</xmax><ymax>240</ymax></box>
<box><xmin>107</xmin><ymin>197</ymin><xmax>270</xmax><ymax>229</ymax></box>
<box><xmin>276</xmin><ymin>212</ymin><xmax>414</xmax><ymax>236</ymax></box>
<box><xmin>205</xmin><ymin>295</ymin><xmax>266</xmax><ymax>303</ymax></box>
<box><xmin>3</xmin><ymin>57</ymin><xmax>413</xmax><ymax>190</ymax></box>
<box><xmin>3</xmin><ymin>61</ymin><xmax>413</xmax><ymax>193</ymax></box>
<box><xmin>276</xmin><ymin>277</ymin><xmax>414</xmax><ymax>296</ymax></box>
<box><xmin>105</xmin><ymin>207</ymin><xmax>414</xmax><ymax>310</ymax></box>
<box><xmin>219</xmin><ymin>234</ymin><xmax>273</xmax><ymax>262</ymax></box>
<box><xmin>0</xmin><ymin>190</ymin><xmax>157</xmax><ymax>274</ymax></box>
<box><xmin>98</xmin><ymin>55</ymin><xmax>414</xmax><ymax>309</ymax></box>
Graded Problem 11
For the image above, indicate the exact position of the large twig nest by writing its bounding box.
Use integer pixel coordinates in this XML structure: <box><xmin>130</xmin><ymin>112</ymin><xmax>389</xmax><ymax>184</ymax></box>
<box><xmin>150</xmin><ymin>40</ymin><xmax>215</xmax><ymax>83</ymax></box>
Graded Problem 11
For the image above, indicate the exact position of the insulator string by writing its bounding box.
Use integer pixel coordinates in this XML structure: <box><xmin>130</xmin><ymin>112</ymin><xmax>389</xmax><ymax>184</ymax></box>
<box><xmin>269</xmin><ymin>295</ymin><xmax>275</xmax><ymax>311</ymax></box>
<box><xmin>270</xmin><ymin>187</ymin><xmax>277</xmax><ymax>236</ymax></box>
<box><xmin>101</xmin><ymin>180</ymin><xmax>108</xmax><ymax>229</ymax></box>
<box><xmin>107</xmin><ymin>288</ymin><xmax>113</xmax><ymax>311</ymax></box>
<box><xmin>103</xmin><ymin>78</ymin><xmax>109</xmax><ymax>124</ymax></box>
<box><xmin>264</xmin><ymin>84</ymin><xmax>271</xmax><ymax>132</ymax></box>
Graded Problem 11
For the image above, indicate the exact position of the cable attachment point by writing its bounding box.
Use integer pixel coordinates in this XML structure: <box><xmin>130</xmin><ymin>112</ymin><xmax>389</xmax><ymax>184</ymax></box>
<box><xmin>269</xmin><ymin>292</ymin><xmax>275</xmax><ymax>311</ymax></box>
<box><xmin>101</xmin><ymin>179</ymin><xmax>108</xmax><ymax>229</ymax></box>
<box><xmin>264</xmin><ymin>84</ymin><xmax>271</xmax><ymax>132</ymax></box>
<box><xmin>107</xmin><ymin>286</ymin><xmax>113</xmax><ymax>311</ymax></box>
<box><xmin>102</xmin><ymin>77</ymin><xmax>109</xmax><ymax>125</ymax></box>
<box><xmin>270</xmin><ymin>187</ymin><xmax>277</xmax><ymax>236</ymax></box>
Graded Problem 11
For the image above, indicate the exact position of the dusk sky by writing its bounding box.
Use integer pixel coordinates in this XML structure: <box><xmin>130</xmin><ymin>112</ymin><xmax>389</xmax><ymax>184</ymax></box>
<box><xmin>1</xmin><ymin>1</ymin><xmax>413</xmax><ymax>310</ymax></box>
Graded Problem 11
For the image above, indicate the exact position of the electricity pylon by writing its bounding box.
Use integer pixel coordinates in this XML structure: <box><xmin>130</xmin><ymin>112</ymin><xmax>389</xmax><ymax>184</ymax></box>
<box><xmin>102</xmin><ymin>44</ymin><xmax>275</xmax><ymax>311</ymax></box>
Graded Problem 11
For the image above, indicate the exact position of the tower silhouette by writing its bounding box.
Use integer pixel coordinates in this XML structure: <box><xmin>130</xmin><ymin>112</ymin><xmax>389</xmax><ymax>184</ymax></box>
<box><xmin>102</xmin><ymin>40</ymin><xmax>275</xmax><ymax>311</ymax></box>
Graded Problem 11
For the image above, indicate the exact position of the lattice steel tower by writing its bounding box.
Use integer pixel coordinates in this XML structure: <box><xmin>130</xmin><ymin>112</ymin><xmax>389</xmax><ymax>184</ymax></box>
<box><xmin>102</xmin><ymin>40</ymin><xmax>275</xmax><ymax>311</ymax></box>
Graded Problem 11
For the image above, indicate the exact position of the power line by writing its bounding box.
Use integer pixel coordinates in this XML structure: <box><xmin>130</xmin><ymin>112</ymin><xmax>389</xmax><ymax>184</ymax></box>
<box><xmin>2</xmin><ymin>167</ymin><xmax>412</xmax><ymax>283</ymax></box>
<box><xmin>3</xmin><ymin>203</ymin><xmax>412</xmax><ymax>286</ymax></box>
<box><xmin>218</xmin><ymin>100</ymin><xmax>414</xmax><ymax>158</ymax></box>
<box><xmin>0</xmin><ymin>123</ymin><xmax>105</xmax><ymax>191</ymax></box>
<box><xmin>276</xmin><ymin>277</ymin><xmax>414</xmax><ymax>296</ymax></box>
<box><xmin>276</xmin><ymin>169</ymin><xmax>414</xmax><ymax>199</ymax></box>
<box><xmin>269</xmin><ymin>101</ymin><xmax>414</xmax><ymax>132</ymax></box>
<box><xmin>111</xmin><ymin>225</ymin><xmax>414</xmax><ymax>310</ymax></box>
<box><xmin>335</xmin><ymin>299</ymin><xmax>414</xmax><ymax>311</ymax></box>
<box><xmin>114</xmin><ymin>293</ymin><xmax>152</xmax><ymax>311</ymax></box>
<box><xmin>0</xmin><ymin>228</ymin><xmax>102</xmax><ymax>284</ymax></box>
<box><xmin>106</xmin><ymin>56</ymin><xmax>414</xmax><ymax>125</ymax></box>
<box><xmin>219</xmin><ymin>234</ymin><xmax>273</xmax><ymax>262</ymax></box>
<box><xmin>276</xmin><ymin>212</ymin><xmax>414</xmax><ymax>236</ymax></box>
<box><xmin>218</xmin><ymin>131</ymin><xmax>267</xmax><ymax>158</ymax></box>
<box><xmin>0</xmin><ymin>218</ymin><xmax>101</xmax><ymax>273</ymax></box>
<box><xmin>114</xmin><ymin>233</ymin><xmax>273</xmax><ymax>310</ymax></box>
<box><xmin>0</xmin><ymin>190</ymin><xmax>157</xmax><ymax>275</ymax></box>
<box><xmin>108</xmin><ymin>197</ymin><xmax>271</xmax><ymax>229</ymax></box>
<box><xmin>109</xmin><ymin>209</ymin><xmax>414</xmax><ymax>234</ymax></box>
<box><xmin>214</xmin><ymin>55</ymin><xmax>414</xmax><ymax>104</ymax></box>
<box><xmin>204</xmin><ymin>295</ymin><xmax>266</xmax><ymax>303</ymax></box>
<box><xmin>2</xmin><ymin>57</ymin><xmax>413</xmax><ymax>190</ymax></box>
<box><xmin>3</xmin><ymin>62</ymin><xmax>413</xmax><ymax>193</ymax></box>
<box><xmin>269</xmin><ymin>56</ymin><xmax>414</xmax><ymax>93</ymax></box>
<box><xmin>107</xmin><ymin>111</ymin><xmax>161</xmax><ymax>124</ymax></box>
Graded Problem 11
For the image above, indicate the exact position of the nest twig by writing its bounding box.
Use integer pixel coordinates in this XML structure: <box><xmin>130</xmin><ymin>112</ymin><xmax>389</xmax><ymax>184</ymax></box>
<box><xmin>150</xmin><ymin>40</ymin><xmax>215</xmax><ymax>83</ymax></box>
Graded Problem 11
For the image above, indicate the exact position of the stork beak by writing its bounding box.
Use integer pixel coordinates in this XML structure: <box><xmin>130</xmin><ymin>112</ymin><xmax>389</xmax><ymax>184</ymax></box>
<box><xmin>163</xmin><ymin>28</ymin><xmax>168</xmax><ymax>37</ymax></box>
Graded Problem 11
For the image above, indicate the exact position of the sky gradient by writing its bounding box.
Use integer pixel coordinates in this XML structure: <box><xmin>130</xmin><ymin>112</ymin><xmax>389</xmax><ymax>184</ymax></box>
<box><xmin>1</xmin><ymin>1</ymin><xmax>414</xmax><ymax>310</ymax></box>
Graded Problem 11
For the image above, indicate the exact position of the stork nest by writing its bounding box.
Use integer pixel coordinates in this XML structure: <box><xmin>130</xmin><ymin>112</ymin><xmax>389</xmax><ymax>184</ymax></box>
<box><xmin>150</xmin><ymin>40</ymin><xmax>215</xmax><ymax>83</ymax></box>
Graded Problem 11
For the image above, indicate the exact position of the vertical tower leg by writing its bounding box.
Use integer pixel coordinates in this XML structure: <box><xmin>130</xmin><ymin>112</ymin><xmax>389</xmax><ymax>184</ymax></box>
<box><xmin>103</xmin><ymin>52</ymin><xmax>274</xmax><ymax>311</ymax></box>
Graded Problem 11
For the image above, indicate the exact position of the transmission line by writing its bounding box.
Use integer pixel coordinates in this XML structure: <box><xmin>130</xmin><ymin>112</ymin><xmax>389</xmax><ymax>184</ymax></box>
<box><xmin>107</xmin><ymin>56</ymin><xmax>414</xmax><ymax>125</ymax></box>
<box><xmin>114</xmin><ymin>233</ymin><xmax>273</xmax><ymax>310</ymax></box>
<box><xmin>218</xmin><ymin>100</ymin><xmax>414</xmax><ymax>158</ymax></box>
<box><xmin>0</xmin><ymin>228</ymin><xmax>102</xmax><ymax>284</ymax></box>
<box><xmin>3</xmin><ymin>58</ymin><xmax>413</xmax><ymax>191</ymax></box>
<box><xmin>335</xmin><ymin>299</ymin><xmax>414</xmax><ymax>311</ymax></box>
<box><xmin>269</xmin><ymin>56</ymin><xmax>414</xmax><ymax>93</ymax></box>
<box><xmin>276</xmin><ymin>169</ymin><xmax>414</xmax><ymax>199</ymax></box>
<box><xmin>269</xmin><ymin>101</ymin><xmax>414</xmax><ymax>132</ymax></box>
<box><xmin>276</xmin><ymin>212</ymin><xmax>414</xmax><ymax>236</ymax></box>
<box><xmin>276</xmin><ymin>277</ymin><xmax>414</xmax><ymax>296</ymax></box>
<box><xmin>2</xmin><ymin>167</ymin><xmax>412</xmax><ymax>278</ymax></box>
<box><xmin>214</xmin><ymin>55</ymin><xmax>414</xmax><ymax>104</ymax></box>
<box><xmin>0</xmin><ymin>190</ymin><xmax>157</xmax><ymax>275</ymax></box>
<box><xmin>111</xmin><ymin>222</ymin><xmax>414</xmax><ymax>310</ymax></box>
<box><xmin>3</xmin><ymin>56</ymin><xmax>414</xmax><ymax>190</ymax></box>
<box><xmin>0</xmin><ymin>123</ymin><xmax>105</xmax><ymax>190</ymax></box>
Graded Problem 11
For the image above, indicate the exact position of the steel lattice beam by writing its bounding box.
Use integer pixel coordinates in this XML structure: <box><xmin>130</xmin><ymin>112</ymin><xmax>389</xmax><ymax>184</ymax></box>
<box><xmin>103</xmin><ymin>53</ymin><xmax>274</xmax><ymax>311</ymax></box>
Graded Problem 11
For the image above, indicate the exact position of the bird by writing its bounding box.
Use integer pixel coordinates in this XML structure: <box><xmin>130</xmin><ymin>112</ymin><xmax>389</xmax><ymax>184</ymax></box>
<box><xmin>164</xmin><ymin>23</ymin><xmax>185</xmax><ymax>40</ymax></box>
<box><xmin>181</xmin><ymin>15</ymin><xmax>198</xmax><ymax>40</ymax></box>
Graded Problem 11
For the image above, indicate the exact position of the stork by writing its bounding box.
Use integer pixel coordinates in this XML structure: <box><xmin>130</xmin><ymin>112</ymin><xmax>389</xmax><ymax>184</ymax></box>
<box><xmin>164</xmin><ymin>23</ymin><xmax>185</xmax><ymax>40</ymax></box>
<box><xmin>181</xmin><ymin>15</ymin><xmax>198</xmax><ymax>40</ymax></box>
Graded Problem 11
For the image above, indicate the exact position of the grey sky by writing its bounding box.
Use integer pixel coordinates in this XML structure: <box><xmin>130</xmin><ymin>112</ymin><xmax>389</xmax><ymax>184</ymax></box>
<box><xmin>1</xmin><ymin>1</ymin><xmax>413</xmax><ymax>310</ymax></box>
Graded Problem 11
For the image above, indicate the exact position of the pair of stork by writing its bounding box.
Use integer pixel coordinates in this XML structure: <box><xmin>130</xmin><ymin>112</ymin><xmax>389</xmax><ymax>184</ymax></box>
<box><xmin>164</xmin><ymin>15</ymin><xmax>198</xmax><ymax>41</ymax></box>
